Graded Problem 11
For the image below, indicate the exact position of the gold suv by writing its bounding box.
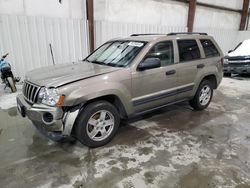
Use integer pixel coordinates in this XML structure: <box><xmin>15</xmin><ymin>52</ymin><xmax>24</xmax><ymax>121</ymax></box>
<box><xmin>17</xmin><ymin>32</ymin><xmax>224</xmax><ymax>147</ymax></box>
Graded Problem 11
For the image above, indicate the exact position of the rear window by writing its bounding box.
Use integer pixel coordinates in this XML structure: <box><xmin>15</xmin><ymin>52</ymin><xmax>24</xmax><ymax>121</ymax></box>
<box><xmin>178</xmin><ymin>40</ymin><xmax>201</xmax><ymax>62</ymax></box>
<box><xmin>200</xmin><ymin>39</ymin><xmax>220</xmax><ymax>58</ymax></box>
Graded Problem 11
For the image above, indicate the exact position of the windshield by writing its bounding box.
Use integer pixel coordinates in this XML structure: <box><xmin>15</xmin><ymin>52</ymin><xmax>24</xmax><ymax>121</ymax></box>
<box><xmin>86</xmin><ymin>41</ymin><xmax>146</xmax><ymax>67</ymax></box>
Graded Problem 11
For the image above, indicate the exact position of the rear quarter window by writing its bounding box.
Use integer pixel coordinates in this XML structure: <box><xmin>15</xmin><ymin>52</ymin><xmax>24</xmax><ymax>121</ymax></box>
<box><xmin>200</xmin><ymin>39</ymin><xmax>220</xmax><ymax>58</ymax></box>
<box><xmin>177</xmin><ymin>40</ymin><xmax>201</xmax><ymax>62</ymax></box>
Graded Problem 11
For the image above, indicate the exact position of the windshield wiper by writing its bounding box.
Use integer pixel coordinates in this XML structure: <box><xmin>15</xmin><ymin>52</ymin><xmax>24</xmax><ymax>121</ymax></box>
<box><xmin>87</xmin><ymin>60</ymin><xmax>124</xmax><ymax>67</ymax></box>
<box><xmin>106</xmin><ymin>62</ymin><xmax>124</xmax><ymax>67</ymax></box>
<box><xmin>90</xmin><ymin>60</ymin><xmax>108</xmax><ymax>66</ymax></box>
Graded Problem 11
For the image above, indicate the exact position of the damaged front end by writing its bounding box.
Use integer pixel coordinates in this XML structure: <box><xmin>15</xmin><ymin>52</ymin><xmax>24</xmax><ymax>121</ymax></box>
<box><xmin>16</xmin><ymin>81</ymin><xmax>80</xmax><ymax>142</ymax></box>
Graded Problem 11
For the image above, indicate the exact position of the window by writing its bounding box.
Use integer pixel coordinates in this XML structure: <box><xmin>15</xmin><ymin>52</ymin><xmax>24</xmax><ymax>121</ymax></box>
<box><xmin>200</xmin><ymin>39</ymin><xmax>219</xmax><ymax>58</ymax></box>
<box><xmin>178</xmin><ymin>40</ymin><xmax>201</xmax><ymax>62</ymax></box>
<box><xmin>145</xmin><ymin>41</ymin><xmax>174</xmax><ymax>66</ymax></box>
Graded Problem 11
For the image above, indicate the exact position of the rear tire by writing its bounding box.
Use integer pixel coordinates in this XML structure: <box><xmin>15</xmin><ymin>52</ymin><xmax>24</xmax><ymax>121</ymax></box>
<box><xmin>6</xmin><ymin>77</ymin><xmax>17</xmax><ymax>92</ymax></box>
<box><xmin>189</xmin><ymin>80</ymin><xmax>213</xmax><ymax>111</ymax></box>
<box><xmin>224</xmin><ymin>73</ymin><xmax>231</xmax><ymax>77</ymax></box>
<box><xmin>74</xmin><ymin>101</ymin><xmax>120</xmax><ymax>148</ymax></box>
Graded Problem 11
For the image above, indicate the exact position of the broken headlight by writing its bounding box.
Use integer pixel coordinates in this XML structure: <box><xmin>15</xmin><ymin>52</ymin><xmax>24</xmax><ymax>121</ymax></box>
<box><xmin>38</xmin><ymin>87</ymin><xmax>60</xmax><ymax>107</ymax></box>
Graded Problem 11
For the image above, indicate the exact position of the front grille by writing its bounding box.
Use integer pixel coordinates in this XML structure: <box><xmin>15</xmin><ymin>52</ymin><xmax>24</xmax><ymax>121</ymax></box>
<box><xmin>22</xmin><ymin>81</ymin><xmax>41</xmax><ymax>103</ymax></box>
<box><xmin>229</xmin><ymin>63</ymin><xmax>250</xmax><ymax>67</ymax></box>
<box><xmin>228</xmin><ymin>56</ymin><xmax>250</xmax><ymax>61</ymax></box>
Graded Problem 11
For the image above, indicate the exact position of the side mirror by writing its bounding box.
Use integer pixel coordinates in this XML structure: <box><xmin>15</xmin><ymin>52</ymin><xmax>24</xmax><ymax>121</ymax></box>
<box><xmin>228</xmin><ymin>50</ymin><xmax>233</xmax><ymax>54</ymax></box>
<box><xmin>138</xmin><ymin>58</ymin><xmax>161</xmax><ymax>71</ymax></box>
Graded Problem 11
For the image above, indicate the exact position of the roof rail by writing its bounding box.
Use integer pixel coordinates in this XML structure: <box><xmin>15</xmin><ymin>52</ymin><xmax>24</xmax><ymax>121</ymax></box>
<box><xmin>130</xmin><ymin>33</ymin><xmax>165</xmax><ymax>37</ymax></box>
<box><xmin>167</xmin><ymin>32</ymin><xmax>208</xmax><ymax>36</ymax></box>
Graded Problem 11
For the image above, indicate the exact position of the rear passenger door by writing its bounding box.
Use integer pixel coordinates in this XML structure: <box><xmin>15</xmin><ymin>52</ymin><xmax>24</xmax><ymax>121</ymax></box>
<box><xmin>199</xmin><ymin>39</ymin><xmax>221</xmax><ymax>71</ymax></box>
<box><xmin>175</xmin><ymin>39</ymin><xmax>204</xmax><ymax>100</ymax></box>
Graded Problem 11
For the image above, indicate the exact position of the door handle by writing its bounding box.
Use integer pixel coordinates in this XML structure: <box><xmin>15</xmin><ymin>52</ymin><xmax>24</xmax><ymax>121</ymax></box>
<box><xmin>197</xmin><ymin>64</ymin><xmax>205</xmax><ymax>69</ymax></box>
<box><xmin>165</xmin><ymin>70</ymin><xmax>176</xmax><ymax>76</ymax></box>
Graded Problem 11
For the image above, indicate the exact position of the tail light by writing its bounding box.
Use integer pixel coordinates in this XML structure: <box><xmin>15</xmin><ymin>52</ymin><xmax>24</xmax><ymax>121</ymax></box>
<box><xmin>220</xmin><ymin>58</ymin><xmax>224</xmax><ymax>67</ymax></box>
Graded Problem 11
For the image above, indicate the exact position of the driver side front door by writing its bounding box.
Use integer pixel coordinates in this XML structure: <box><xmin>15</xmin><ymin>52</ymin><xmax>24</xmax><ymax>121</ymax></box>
<box><xmin>131</xmin><ymin>41</ymin><xmax>178</xmax><ymax>113</ymax></box>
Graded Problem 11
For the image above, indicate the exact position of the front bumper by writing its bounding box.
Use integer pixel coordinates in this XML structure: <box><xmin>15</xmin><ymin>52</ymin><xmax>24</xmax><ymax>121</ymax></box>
<box><xmin>224</xmin><ymin>63</ymin><xmax>250</xmax><ymax>74</ymax></box>
<box><xmin>16</xmin><ymin>94</ymin><xmax>79</xmax><ymax>140</ymax></box>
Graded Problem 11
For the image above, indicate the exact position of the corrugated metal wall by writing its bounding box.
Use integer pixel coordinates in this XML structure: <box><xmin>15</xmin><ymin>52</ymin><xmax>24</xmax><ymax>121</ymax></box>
<box><xmin>94</xmin><ymin>20</ymin><xmax>187</xmax><ymax>48</ymax></box>
<box><xmin>95</xmin><ymin>21</ymin><xmax>250</xmax><ymax>54</ymax></box>
<box><xmin>194</xmin><ymin>28</ymin><xmax>250</xmax><ymax>54</ymax></box>
<box><xmin>236</xmin><ymin>31</ymin><xmax>250</xmax><ymax>44</ymax></box>
<box><xmin>1</xmin><ymin>15</ymin><xmax>250</xmax><ymax>80</ymax></box>
<box><xmin>0</xmin><ymin>14</ymin><xmax>89</xmax><ymax>79</ymax></box>
<box><xmin>194</xmin><ymin>28</ymin><xmax>238</xmax><ymax>54</ymax></box>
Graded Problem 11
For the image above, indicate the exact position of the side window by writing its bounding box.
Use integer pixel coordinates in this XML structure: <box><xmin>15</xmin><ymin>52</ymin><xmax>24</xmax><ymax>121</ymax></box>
<box><xmin>145</xmin><ymin>41</ymin><xmax>174</xmax><ymax>67</ymax></box>
<box><xmin>178</xmin><ymin>40</ymin><xmax>201</xmax><ymax>62</ymax></box>
<box><xmin>200</xmin><ymin>39</ymin><xmax>220</xmax><ymax>58</ymax></box>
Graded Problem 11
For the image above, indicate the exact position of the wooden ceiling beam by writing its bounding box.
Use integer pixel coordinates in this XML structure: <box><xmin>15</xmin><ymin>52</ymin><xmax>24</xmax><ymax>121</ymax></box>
<box><xmin>239</xmin><ymin>0</ymin><xmax>250</xmax><ymax>30</ymax></box>
<box><xmin>86</xmin><ymin>0</ymin><xmax>95</xmax><ymax>52</ymax></box>
<box><xmin>187</xmin><ymin>0</ymin><xmax>197</xmax><ymax>32</ymax></box>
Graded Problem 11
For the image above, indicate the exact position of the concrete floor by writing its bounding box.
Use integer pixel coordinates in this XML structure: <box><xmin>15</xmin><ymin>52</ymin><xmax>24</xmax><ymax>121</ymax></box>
<box><xmin>1</xmin><ymin>77</ymin><xmax>250</xmax><ymax>188</ymax></box>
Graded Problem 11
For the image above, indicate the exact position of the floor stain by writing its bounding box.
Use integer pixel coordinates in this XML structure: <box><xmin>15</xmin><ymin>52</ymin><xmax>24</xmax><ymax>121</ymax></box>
<box><xmin>7</xmin><ymin>107</ymin><xmax>18</xmax><ymax>117</ymax></box>
<box><xmin>1</xmin><ymin>78</ymin><xmax>250</xmax><ymax>187</ymax></box>
<box><xmin>144</xmin><ymin>171</ymin><xmax>159</xmax><ymax>184</ymax></box>
<box><xmin>177</xmin><ymin>166</ymin><xmax>214</xmax><ymax>188</ymax></box>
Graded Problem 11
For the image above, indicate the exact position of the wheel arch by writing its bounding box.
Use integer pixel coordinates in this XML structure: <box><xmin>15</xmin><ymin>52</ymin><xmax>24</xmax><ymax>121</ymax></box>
<box><xmin>200</xmin><ymin>74</ymin><xmax>218</xmax><ymax>89</ymax></box>
<box><xmin>78</xmin><ymin>94</ymin><xmax>128</xmax><ymax>119</ymax></box>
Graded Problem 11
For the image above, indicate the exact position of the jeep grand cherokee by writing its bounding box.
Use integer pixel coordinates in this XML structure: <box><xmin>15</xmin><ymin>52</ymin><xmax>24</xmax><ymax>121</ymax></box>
<box><xmin>17</xmin><ymin>32</ymin><xmax>223</xmax><ymax>147</ymax></box>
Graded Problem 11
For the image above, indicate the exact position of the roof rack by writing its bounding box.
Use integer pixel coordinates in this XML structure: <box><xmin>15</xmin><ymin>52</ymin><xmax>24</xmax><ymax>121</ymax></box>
<box><xmin>130</xmin><ymin>32</ymin><xmax>208</xmax><ymax>37</ymax></box>
<box><xmin>130</xmin><ymin>33</ymin><xmax>165</xmax><ymax>37</ymax></box>
<box><xmin>167</xmin><ymin>32</ymin><xmax>208</xmax><ymax>36</ymax></box>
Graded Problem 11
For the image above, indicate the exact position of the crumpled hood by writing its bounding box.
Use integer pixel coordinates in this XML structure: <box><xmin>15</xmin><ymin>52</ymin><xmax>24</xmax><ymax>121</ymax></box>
<box><xmin>25</xmin><ymin>61</ymin><xmax>120</xmax><ymax>87</ymax></box>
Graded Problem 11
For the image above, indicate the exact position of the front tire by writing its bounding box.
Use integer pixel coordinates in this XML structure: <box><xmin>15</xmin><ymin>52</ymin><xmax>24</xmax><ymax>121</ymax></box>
<box><xmin>74</xmin><ymin>101</ymin><xmax>120</xmax><ymax>148</ymax></box>
<box><xmin>6</xmin><ymin>77</ymin><xmax>17</xmax><ymax>92</ymax></box>
<box><xmin>189</xmin><ymin>80</ymin><xmax>213</xmax><ymax>111</ymax></box>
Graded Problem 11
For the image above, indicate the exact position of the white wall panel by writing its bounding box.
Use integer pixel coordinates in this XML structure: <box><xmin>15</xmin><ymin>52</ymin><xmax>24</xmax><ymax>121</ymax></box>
<box><xmin>0</xmin><ymin>15</ymin><xmax>89</xmax><ymax>79</ymax></box>
<box><xmin>95</xmin><ymin>20</ymin><xmax>187</xmax><ymax>48</ymax></box>
<box><xmin>0</xmin><ymin>0</ymin><xmax>86</xmax><ymax>19</ymax></box>
<box><xmin>95</xmin><ymin>21</ymin><xmax>249</xmax><ymax>55</ymax></box>
<box><xmin>236</xmin><ymin>31</ymin><xmax>250</xmax><ymax>45</ymax></box>
<box><xmin>94</xmin><ymin>0</ymin><xmax>188</xmax><ymax>27</ymax></box>
<box><xmin>194</xmin><ymin>6</ymin><xmax>241</xmax><ymax>30</ymax></box>
<box><xmin>95</xmin><ymin>0</ymin><xmax>244</xmax><ymax>30</ymax></box>
<box><xmin>197</xmin><ymin>0</ymin><xmax>243</xmax><ymax>10</ymax></box>
<box><xmin>0</xmin><ymin>0</ymin><xmax>24</xmax><ymax>15</ymax></box>
<box><xmin>194</xmin><ymin>28</ymin><xmax>237</xmax><ymax>53</ymax></box>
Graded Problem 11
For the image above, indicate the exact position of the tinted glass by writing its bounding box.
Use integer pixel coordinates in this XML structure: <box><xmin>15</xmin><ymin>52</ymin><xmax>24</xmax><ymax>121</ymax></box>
<box><xmin>145</xmin><ymin>41</ymin><xmax>174</xmax><ymax>66</ymax></box>
<box><xmin>200</xmin><ymin>39</ymin><xmax>219</xmax><ymax>58</ymax></box>
<box><xmin>178</xmin><ymin>40</ymin><xmax>201</xmax><ymax>62</ymax></box>
<box><xmin>86</xmin><ymin>41</ymin><xmax>146</xmax><ymax>67</ymax></box>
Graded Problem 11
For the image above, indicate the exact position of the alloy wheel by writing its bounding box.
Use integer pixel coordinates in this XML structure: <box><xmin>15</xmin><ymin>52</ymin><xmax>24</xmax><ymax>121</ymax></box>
<box><xmin>86</xmin><ymin>110</ymin><xmax>115</xmax><ymax>141</ymax></box>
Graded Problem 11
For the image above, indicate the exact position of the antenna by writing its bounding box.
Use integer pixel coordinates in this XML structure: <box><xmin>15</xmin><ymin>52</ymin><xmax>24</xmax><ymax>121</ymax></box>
<box><xmin>49</xmin><ymin>44</ymin><xmax>55</xmax><ymax>65</ymax></box>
